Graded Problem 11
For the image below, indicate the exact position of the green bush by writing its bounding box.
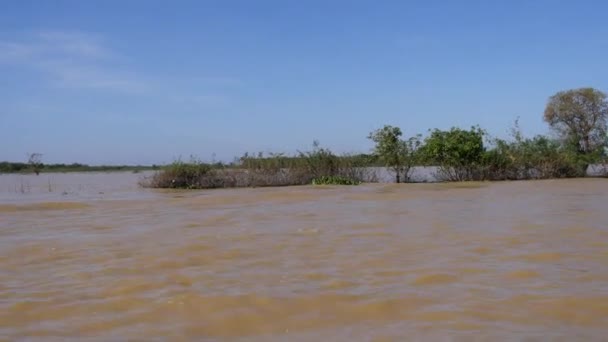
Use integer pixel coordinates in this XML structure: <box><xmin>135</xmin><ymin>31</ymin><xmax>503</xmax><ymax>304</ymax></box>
<box><xmin>311</xmin><ymin>175</ymin><xmax>361</xmax><ymax>185</ymax></box>
<box><xmin>238</xmin><ymin>141</ymin><xmax>375</xmax><ymax>187</ymax></box>
<box><xmin>482</xmin><ymin>121</ymin><xmax>587</xmax><ymax>180</ymax></box>
<box><xmin>141</xmin><ymin>158</ymin><xmax>218</xmax><ymax>189</ymax></box>
<box><xmin>419</xmin><ymin>126</ymin><xmax>486</xmax><ymax>181</ymax></box>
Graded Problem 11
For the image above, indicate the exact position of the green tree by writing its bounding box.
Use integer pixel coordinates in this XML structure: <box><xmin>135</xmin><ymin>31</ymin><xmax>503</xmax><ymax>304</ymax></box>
<box><xmin>419</xmin><ymin>126</ymin><xmax>485</xmax><ymax>181</ymax></box>
<box><xmin>402</xmin><ymin>134</ymin><xmax>422</xmax><ymax>182</ymax></box>
<box><xmin>544</xmin><ymin>88</ymin><xmax>608</xmax><ymax>156</ymax></box>
<box><xmin>368</xmin><ymin>125</ymin><xmax>420</xmax><ymax>183</ymax></box>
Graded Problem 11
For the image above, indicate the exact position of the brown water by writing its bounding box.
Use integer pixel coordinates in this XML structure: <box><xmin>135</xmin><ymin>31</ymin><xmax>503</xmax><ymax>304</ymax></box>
<box><xmin>1</xmin><ymin>173</ymin><xmax>608</xmax><ymax>341</ymax></box>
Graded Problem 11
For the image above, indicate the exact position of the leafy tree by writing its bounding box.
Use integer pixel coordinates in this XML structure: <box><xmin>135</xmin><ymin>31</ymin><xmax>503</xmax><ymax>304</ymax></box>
<box><xmin>368</xmin><ymin>125</ymin><xmax>420</xmax><ymax>183</ymax></box>
<box><xmin>419</xmin><ymin>126</ymin><xmax>485</xmax><ymax>181</ymax></box>
<box><xmin>544</xmin><ymin>88</ymin><xmax>608</xmax><ymax>156</ymax></box>
<box><xmin>401</xmin><ymin>134</ymin><xmax>422</xmax><ymax>182</ymax></box>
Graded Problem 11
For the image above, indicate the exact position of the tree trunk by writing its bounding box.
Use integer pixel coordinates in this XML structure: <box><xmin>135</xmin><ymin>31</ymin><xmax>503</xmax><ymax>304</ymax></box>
<box><xmin>582</xmin><ymin>134</ymin><xmax>591</xmax><ymax>154</ymax></box>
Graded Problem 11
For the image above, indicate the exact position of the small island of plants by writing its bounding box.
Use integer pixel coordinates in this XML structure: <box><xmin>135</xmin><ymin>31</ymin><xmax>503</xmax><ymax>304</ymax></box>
<box><xmin>139</xmin><ymin>87</ymin><xmax>608</xmax><ymax>189</ymax></box>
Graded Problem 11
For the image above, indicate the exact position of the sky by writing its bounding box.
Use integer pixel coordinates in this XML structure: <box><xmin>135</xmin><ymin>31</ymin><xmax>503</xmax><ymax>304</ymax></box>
<box><xmin>1</xmin><ymin>0</ymin><xmax>607</xmax><ymax>165</ymax></box>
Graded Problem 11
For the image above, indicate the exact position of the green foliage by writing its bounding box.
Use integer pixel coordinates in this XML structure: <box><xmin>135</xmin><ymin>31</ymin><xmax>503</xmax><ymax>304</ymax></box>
<box><xmin>368</xmin><ymin>125</ymin><xmax>403</xmax><ymax>166</ymax></box>
<box><xmin>0</xmin><ymin>162</ymin><xmax>29</xmax><ymax>173</ymax></box>
<box><xmin>485</xmin><ymin>136</ymin><xmax>581</xmax><ymax>179</ymax></box>
<box><xmin>144</xmin><ymin>143</ymin><xmax>375</xmax><ymax>189</ymax></box>
<box><xmin>298</xmin><ymin>140</ymin><xmax>342</xmax><ymax>179</ymax></box>
<box><xmin>238</xmin><ymin>151</ymin><xmax>378</xmax><ymax>170</ymax></box>
<box><xmin>311</xmin><ymin>175</ymin><xmax>361</xmax><ymax>185</ymax></box>
<box><xmin>157</xmin><ymin>157</ymin><xmax>214</xmax><ymax>189</ymax></box>
<box><xmin>368</xmin><ymin>125</ymin><xmax>421</xmax><ymax>183</ymax></box>
<box><xmin>517</xmin><ymin>136</ymin><xmax>577</xmax><ymax>177</ymax></box>
<box><xmin>482</xmin><ymin>119</ymin><xmax>586</xmax><ymax>179</ymax></box>
<box><xmin>419</xmin><ymin>126</ymin><xmax>486</xmax><ymax>181</ymax></box>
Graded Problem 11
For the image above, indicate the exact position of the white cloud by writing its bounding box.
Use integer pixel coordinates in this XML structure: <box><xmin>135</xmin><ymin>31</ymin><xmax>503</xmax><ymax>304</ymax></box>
<box><xmin>37</xmin><ymin>60</ymin><xmax>147</xmax><ymax>92</ymax></box>
<box><xmin>36</xmin><ymin>31</ymin><xmax>113</xmax><ymax>59</ymax></box>
<box><xmin>0</xmin><ymin>30</ymin><xmax>115</xmax><ymax>61</ymax></box>
<box><xmin>0</xmin><ymin>30</ymin><xmax>144</xmax><ymax>93</ymax></box>
<box><xmin>0</xmin><ymin>29</ymin><xmax>242</xmax><ymax>104</ymax></box>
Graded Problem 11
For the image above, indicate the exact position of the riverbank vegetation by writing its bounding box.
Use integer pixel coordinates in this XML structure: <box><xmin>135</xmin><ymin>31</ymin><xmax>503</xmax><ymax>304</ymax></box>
<box><xmin>139</xmin><ymin>142</ymin><xmax>375</xmax><ymax>189</ymax></box>
<box><xmin>141</xmin><ymin>87</ymin><xmax>606</xmax><ymax>189</ymax></box>
<box><xmin>5</xmin><ymin>88</ymin><xmax>608</xmax><ymax>188</ymax></box>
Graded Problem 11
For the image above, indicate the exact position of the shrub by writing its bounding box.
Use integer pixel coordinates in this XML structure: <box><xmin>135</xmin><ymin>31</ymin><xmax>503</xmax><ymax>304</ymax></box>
<box><xmin>141</xmin><ymin>158</ymin><xmax>221</xmax><ymax>189</ymax></box>
<box><xmin>311</xmin><ymin>175</ymin><xmax>361</xmax><ymax>185</ymax></box>
<box><xmin>481</xmin><ymin>120</ymin><xmax>586</xmax><ymax>180</ymax></box>
<box><xmin>419</xmin><ymin>126</ymin><xmax>486</xmax><ymax>181</ymax></box>
<box><xmin>142</xmin><ymin>143</ymin><xmax>376</xmax><ymax>189</ymax></box>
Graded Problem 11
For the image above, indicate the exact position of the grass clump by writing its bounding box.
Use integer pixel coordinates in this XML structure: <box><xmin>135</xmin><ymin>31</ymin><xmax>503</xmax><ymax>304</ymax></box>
<box><xmin>311</xmin><ymin>175</ymin><xmax>361</xmax><ymax>185</ymax></box>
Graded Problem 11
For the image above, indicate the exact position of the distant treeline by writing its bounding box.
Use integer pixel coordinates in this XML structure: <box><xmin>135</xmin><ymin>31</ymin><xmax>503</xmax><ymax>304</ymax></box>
<box><xmin>0</xmin><ymin>162</ymin><xmax>158</xmax><ymax>174</ymax></box>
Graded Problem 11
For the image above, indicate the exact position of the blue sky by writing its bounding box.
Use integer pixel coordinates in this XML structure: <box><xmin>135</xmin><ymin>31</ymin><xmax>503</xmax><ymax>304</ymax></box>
<box><xmin>1</xmin><ymin>0</ymin><xmax>607</xmax><ymax>164</ymax></box>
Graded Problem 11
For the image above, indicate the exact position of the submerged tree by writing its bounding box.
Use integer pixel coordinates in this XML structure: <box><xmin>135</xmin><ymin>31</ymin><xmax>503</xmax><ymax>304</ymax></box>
<box><xmin>368</xmin><ymin>125</ymin><xmax>420</xmax><ymax>183</ymax></box>
<box><xmin>27</xmin><ymin>153</ymin><xmax>43</xmax><ymax>175</ymax></box>
<box><xmin>544</xmin><ymin>88</ymin><xmax>608</xmax><ymax>155</ymax></box>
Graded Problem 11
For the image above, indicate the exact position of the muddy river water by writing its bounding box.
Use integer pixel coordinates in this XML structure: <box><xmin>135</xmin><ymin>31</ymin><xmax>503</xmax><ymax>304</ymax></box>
<box><xmin>1</xmin><ymin>173</ymin><xmax>608</xmax><ymax>341</ymax></box>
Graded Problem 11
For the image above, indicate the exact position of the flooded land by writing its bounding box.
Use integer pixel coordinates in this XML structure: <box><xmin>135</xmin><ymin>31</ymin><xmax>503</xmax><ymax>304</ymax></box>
<box><xmin>1</xmin><ymin>172</ymin><xmax>608</xmax><ymax>341</ymax></box>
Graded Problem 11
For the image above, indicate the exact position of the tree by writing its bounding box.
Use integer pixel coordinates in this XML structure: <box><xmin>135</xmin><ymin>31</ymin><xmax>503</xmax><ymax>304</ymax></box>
<box><xmin>27</xmin><ymin>153</ymin><xmax>43</xmax><ymax>175</ymax></box>
<box><xmin>402</xmin><ymin>134</ymin><xmax>422</xmax><ymax>182</ymax></box>
<box><xmin>368</xmin><ymin>125</ymin><xmax>420</xmax><ymax>183</ymax></box>
<box><xmin>544</xmin><ymin>88</ymin><xmax>608</xmax><ymax>155</ymax></box>
<box><xmin>419</xmin><ymin>126</ymin><xmax>485</xmax><ymax>181</ymax></box>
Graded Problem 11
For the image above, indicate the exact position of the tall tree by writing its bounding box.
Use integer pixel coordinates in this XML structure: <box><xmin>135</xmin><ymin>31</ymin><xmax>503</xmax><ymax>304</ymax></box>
<box><xmin>544</xmin><ymin>88</ymin><xmax>608</xmax><ymax>154</ymax></box>
<box><xmin>368</xmin><ymin>125</ymin><xmax>420</xmax><ymax>183</ymax></box>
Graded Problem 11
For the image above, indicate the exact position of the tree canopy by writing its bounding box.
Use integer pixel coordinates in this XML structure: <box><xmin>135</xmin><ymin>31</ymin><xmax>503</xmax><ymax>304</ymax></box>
<box><xmin>368</xmin><ymin>125</ymin><xmax>420</xmax><ymax>183</ymax></box>
<box><xmin>419</xmin><ymin>126</ymin><xmax>486</xmax><ymax>181</ymax></box>
<box><xmin>544</xmin><ymin>87</ymin><xmax>608</xmax><ymax>154</ymax></box>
